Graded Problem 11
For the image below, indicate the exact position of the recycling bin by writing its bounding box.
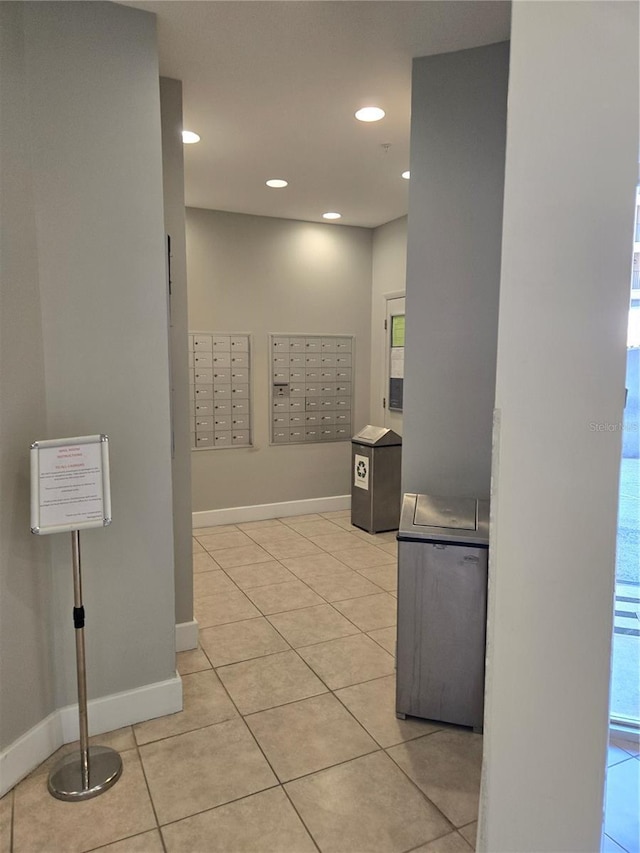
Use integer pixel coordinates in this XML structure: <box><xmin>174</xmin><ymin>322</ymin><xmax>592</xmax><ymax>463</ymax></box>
<box><xmin>351</xmin><ymin>426</ymin><xmax>402</xmax><ymax>533</ymax></box>
<box><xmin>396</xmin><ymin>493</ymin><xmax>489</xmax><ymax>731</ymax></box>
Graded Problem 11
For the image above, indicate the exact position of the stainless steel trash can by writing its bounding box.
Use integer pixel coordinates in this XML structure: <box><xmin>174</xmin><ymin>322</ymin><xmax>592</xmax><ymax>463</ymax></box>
<box><xmin>351</xmin><ymin>426</ymin><xmax>402</xmax><ymax>534</ymax></box>
<box><xmin>396</xmin><ymin>493</ymin><xmax>489</xmax><ymax>731</ymax></box>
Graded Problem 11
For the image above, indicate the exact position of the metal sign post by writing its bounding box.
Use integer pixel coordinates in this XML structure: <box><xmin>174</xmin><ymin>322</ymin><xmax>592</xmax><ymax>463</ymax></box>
<box><xmin>30</xmin><ymin>435</ymin><xmax>122</xmax><ymax>801</ymax></box>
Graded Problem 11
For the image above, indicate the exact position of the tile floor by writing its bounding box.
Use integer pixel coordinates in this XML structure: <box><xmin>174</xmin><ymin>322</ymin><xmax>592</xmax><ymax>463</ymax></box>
<box><xmin>1</xmin><ymin>512</ymin><xmax>482</xmax><ymax>853</ymax></box>
<box><xmin>3</xmin><ymin>511</ymin><xmax>635</xmax><ymax>852</ymax></box>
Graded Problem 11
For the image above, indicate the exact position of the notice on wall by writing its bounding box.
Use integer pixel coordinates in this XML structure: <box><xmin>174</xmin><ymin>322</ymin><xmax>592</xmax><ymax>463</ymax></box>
<box><xmin>354</xmin><ymin>453</ymin><xmax>369</xmax><ymax>490</ymax></box>
<box><xmin>389</xmin><ymin>314</ymin><xmax>405</xmax><ymax>411</ymax></box>
<box><xmin>31</xmin><ymin>435</ymin><xmax>112</xmax><ymax>535</ymax></box>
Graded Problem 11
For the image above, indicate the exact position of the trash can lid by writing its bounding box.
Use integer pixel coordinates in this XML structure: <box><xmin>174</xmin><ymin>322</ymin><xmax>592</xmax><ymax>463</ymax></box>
<box><xmin>352</xmin><ymin>425</ymin><xmax>402</xmax><ymax>446</ymax></box>
<box><xmin>414</xmin><ymin>495</ymin><xmax>477</xmax><ymax>530</ymax></box>
<box><xmin>399</xmin><ymin>493</ymin><xmax>490</xmax><ymax>546</ymax></box>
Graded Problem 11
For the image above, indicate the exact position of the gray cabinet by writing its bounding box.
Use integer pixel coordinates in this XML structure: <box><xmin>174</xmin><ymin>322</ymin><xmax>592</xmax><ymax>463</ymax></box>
<box><xmin>269</xmin><ymin>334</ymin><xmax>354</xmax><ymax>445</ymax></box>
<box><xmin>188</xmin><ymin>332</ymin><xmax>252</xmax><ymax>450</ymax></box>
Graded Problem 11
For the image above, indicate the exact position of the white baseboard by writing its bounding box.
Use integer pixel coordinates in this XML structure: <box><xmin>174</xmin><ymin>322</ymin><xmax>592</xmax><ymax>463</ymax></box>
<box><xmin>193</xmin><ymin>494</ymin><xmax>351</xmax><ymax>528</ymax></box>
<box><xmin>0</xmin><ymin>674</ymin><xmax>182</xmax><ymax>797</ymax></box>
<box><xmin>175</xmin><ymin>619</ymin><xmax>199</xmax><ymax>652</ymax></box>
<box><xmin>0</xmin><ymin>710</ymin><xmax>63</xmax><ymax>798</ymax></box>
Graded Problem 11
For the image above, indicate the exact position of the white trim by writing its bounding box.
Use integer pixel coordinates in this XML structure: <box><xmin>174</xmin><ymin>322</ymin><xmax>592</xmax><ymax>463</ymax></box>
<box><xmin>610</xmin><ymin>722</ymin><xmax>640</xmax><ymax>747</ymax></box>
<box><xmin>193</xmin><ymin>494</ymin><xmax>351</xmax><ymax>528</ymax></box>
<box><xmin>0</xmin><ymin>710</ymin><xmax>62</xmax><ymax>797</ymax></box>
<box><xmin>0</xmin><ymin>674</ymin><xmax>182</xmax><ymax>797</ymax></box>
<box><xmin>175</xmin><ymin>619</ymin><xmax>199</xmax><ymax>652</ymax></box>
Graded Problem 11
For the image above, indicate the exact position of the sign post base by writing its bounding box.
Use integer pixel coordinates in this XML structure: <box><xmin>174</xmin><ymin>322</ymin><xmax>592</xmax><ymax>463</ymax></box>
<box><xmin>48</xmin><ymin>746</ymin><xmax>122</xmax><ymax>802</ymax></box>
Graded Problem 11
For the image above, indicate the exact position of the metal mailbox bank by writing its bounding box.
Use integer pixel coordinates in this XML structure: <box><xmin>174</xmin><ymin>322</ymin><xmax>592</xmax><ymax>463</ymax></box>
<box><xmin>396</xmin><ymin>493</ymin><xmax>489</xmax><ymax>731</ymax></box>
<box><xmin>351</xmin><ymin>426</ymin><xmax>402</xmax><ymax>533</ymax></box>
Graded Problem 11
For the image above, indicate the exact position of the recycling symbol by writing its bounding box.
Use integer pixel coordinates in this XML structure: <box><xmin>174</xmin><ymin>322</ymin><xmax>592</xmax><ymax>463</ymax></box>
<box><xmin>356</xmin><ymin>460</ymin><xmax>367</xmax><ymax>479</ymax></box>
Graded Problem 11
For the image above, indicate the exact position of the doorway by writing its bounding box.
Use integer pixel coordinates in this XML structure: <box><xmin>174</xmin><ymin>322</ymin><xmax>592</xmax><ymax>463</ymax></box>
<box><xmin>610</xmin><ymin>186</ymin><xmax>640</xmax><ymax>728</ymax></box>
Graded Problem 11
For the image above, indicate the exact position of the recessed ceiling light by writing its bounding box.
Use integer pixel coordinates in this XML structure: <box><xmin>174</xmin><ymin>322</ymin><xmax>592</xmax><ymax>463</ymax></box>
<box><xmin>355</xmin><ymin>107</ymin><xmax>385</xmax><ymax>123</ymax></box>
<box><xmin>182</xmin><ymin>130</ymin><xmax>200</xmax><ymax>144</ymax></box>
<box><xmin>402</xmin><ymin>171</ymin><xmax>410</xmax><ymax>180</ymax></box>
<box><xmin>266</xmin><ymin>179</ymin><xmax>288</xmax><ymax>188</ymax></box>
<box><xmin>322</xmin><ymin>212</ymin><xmax>341</xmax><ymax>220</ymax></box>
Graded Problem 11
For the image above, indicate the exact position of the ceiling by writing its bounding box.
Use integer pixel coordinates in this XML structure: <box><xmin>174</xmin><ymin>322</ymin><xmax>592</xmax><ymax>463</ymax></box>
<box><xmin>121</xmin><ymin>1</ymin><xmax>511</xmax><ymax>228</ymax></box>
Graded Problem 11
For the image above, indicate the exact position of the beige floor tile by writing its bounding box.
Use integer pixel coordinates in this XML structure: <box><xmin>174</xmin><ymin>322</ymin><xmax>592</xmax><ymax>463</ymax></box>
<box><xmin>13</xmin><ymin>749</ymin><xmax>156</xmax><ymax>853</ymax></box>
<box><xmin>412</xmin><ymin>830</ymin><xmax>474</xmax><ymax>852</ymax></box>
<box><xmin>212</xmin><ymin>544</ymin><xmax>274</xmax><ymax>569</ymax></box>
<box><xmin>367</xmin><ymin>626</ymin><xmax>397</xmax><ymax>654</ymax></box>
<box><xmin>193</xmin><ymin>524</ymin><xmax>239</xmax><ymax>536</ymax></box>
<box><xmin>285</xmin><ymin>751</ymin><xmax>451</xmax><ymax>853</ymax></box>
<box><xmin>286</xmin><ymin>519</ymin><xmax>344</xmax><ymax>538</ymax></box>
<box><xmin>0</xmin><ymin>790</ymin><xmax>12</xmax><ymax>853</ymax></box>
<box><xmin>217</xmin><ymin>650</ymin><xmax>327</xmax><ymax>715</ymax></box>
<box><xmin>134</xmin><ymin>670</ymin><xmax>237</xmax><ymax>745</ymax></box>
<box><xmin>263</xmin><ymin>539</ymin><xmax>324</xmax><ymax>560</ymax></box>
<box><xmin>335</xmin><ymin>675</ymin><xmax>440</xmax><ymax>748</ymax></box>
<box><xmin>303</xmin><ymin>569</ymin><xmax>383</xmax><ymax>602</ymax></box>
<box><xmin>27</xmin><ymin>727</ymin><xmax>136</xmax><ymax>778</ymax></box>
<box><xmin>193</xmin><ymin>551</ymin><xmax>221</xmax><ymax>573</ymax></box>
<box><xmin>320</xmin><ymin>510</ymin><xmax>351</xmax><ymax>520</ymax></box>
<box><xmin>194</xmin><ymin>589</ymin><xmax>261</xmax><ymax>628</ymax></box>
<box><xmin>140</xmin><ymin>719</ymin><xmax>277</xmax><ymax>825</ymax></box>
<box><xmin>282</xmin><ymin>552</ymin><xmax>350</xmax><ymax>580</ymax></box>
<box><xmin>193</xmin><ymin>569</ymin><xmax>238</xmax><ymax>598</ymax></box>
<box><xmin>329</xmin><ymin>516</ymin><xmax>359</xmax><ymax>531</ymax></box>
<box><xmin>176</xmin><ymin>647</ymin><xmax>212</xmax><ymax>675</ymax></box>
<box><xmin>246</xmin><ymin>693</ymin><xmax>377</xmax><ymax>782</ymax></box>
<box><xmin>245</xmin><ymin>579</ymin><xmax>325</xmax><ymax>615</ymax></box>
<box><xmin>199</xmin><ymin>617</ymin><xmax>289</xmax><ymax>667</ymax></box>
<box><xmin>222</xmin><ymin>559</ymin><xmax>297</xmax><ymax>590</ymax></box>
<box><xmin>333</xmin><ymin>592</ymin><xmax>397</xmax><ymax>631</ymax></box>
<box><xmin>197</xmin><ymin>531</ymin><xmax>255</xmax><ymax>552</ymax></box>
<box><xmin>192</xmin><ymin>538</ymin><xmax>205</xmax><ymax>554</ymax></box>
<box><xmin>280</xmin><ymin>513</ymin><xmax>325</xmax><ymax>525</ymax></box>
<box><xmin>357</xmin><ymin>563</ymin><xmax>398</xmax><ymax>591</ymax></box>
<box><xmin>235</xmin><ymin>519</ymin><xmax>287</xmax><ymax>531</ymax></box>
<box><xmin>387</xmin><ymin>729</ymin><xmax>483</xmax><ymax>827</ymax></box>
<box><xmin>334</xmin><ymin>545</ymin><xmax>396</xmax><ymax>570</ymax></box>
<box><xmin>161</xmin><ymin>787</ymin><xmax>316</xmax><ymax>853</ymax></box>
<box><xmin>88</xmin><ymin>829</ymin><xmax>165</xmax><ymax>852</ymax></box>
<box><xmin>268</xmin><ymin>604</ymin><xmax>360</xmax><ymax>648</ymax></box>
<box><xmin>351</xmin><ymin>529</ymin><xmax>399</xmax><ymax>545</ymax></box>
<box><xmin>378</xmin><ymin>541</ymin><xmax>398</xmax><ymax>556</ymax></box>
<box><xmin>307</xmin><ymin>531</ymin><xmax>365</xmax><ymax>552</ymax></box>
<box><xmin>459</xmin><ymin>821</ymin><xmax>478</xmax><ymax>849</ymax></box>
<box><xmin>298</xmin><ymin>633</ymin><xmax>395</xmax><ymax>689</ymax></box>
<box><xmin>244</xmin><ymin>527</ymin><xmax>305</xmax><ymax>546</ymax></box>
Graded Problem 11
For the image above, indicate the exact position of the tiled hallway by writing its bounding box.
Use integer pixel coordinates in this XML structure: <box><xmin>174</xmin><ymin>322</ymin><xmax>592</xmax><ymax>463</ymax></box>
<box><xmin>1</xmin><ymin>512</ymin><xmax>482</xmax><ymax>853</ymax></box>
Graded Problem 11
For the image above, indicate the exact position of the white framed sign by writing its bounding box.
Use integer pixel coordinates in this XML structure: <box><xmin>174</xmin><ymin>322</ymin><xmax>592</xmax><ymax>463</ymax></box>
<box><xmin>30</xmin><ymin>435</ymin><xmax>112</xmax><ymax>535</ymax></box>
<box><xmin>354</xmin><ymin>453</ymin><xmax>369</xmax><ymax>490</ymax></box>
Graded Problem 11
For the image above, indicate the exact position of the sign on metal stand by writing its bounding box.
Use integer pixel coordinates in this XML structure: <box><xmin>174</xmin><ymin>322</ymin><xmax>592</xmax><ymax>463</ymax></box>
<box><xmin>30</xmin><ymin>435</ymin><xmax>122</xmax><ymax>801</ymax></box>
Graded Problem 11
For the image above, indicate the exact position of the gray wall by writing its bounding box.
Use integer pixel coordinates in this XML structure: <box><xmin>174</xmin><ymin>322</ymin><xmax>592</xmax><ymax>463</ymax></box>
<box><xmin>479</xmin><ymin>3</ymin><xmax>638</xmax><ymax>850</ymax></box>
<box><xmin>0</xmin><ymin>2</ymin><xmax>56</xmax><ymax>751</ymax></box>
<box><xmin>160</xmin><ymin>78</ymin><xmax>193</xmax><ymax>627</ymax></box>
<box><xmin>186</xmin><ymin>209</ymin><xmax>373</xmax><ymax>512</ymax></box>
<box><xmin>1</xmin><ymin>2</ymin><xmax>176</xmax><ymax>722</ymax></box>
<box><xmin>403</xmin><ymin>43</ymin><xmax>509</xmax><ymax>499</ymax></box>
<box><xmin>370</xmin><ymin>216</ymin><xmax>407</xmax><ymax>429</ymax></box>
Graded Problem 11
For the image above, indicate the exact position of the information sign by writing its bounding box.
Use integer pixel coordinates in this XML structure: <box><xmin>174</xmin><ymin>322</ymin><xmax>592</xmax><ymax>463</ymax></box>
<box><xmin>31</xmin><ymin>435</ymin><xmax>111</xmax><ymax>534</ymax></box>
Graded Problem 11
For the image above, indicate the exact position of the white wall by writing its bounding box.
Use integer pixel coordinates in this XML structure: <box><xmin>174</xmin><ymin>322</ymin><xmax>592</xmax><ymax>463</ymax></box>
<box><xmin>186</xmin><ymin>208</ymin><xmax>372</xmax><ymax>513</ymax></box>
<box><xmin>160</xmin><ymin>78</ymin><xmax>193</xmax><ymax>629</ymax></box>
<box><xmin>0</xmin><ymin>2</ymin><xmax>56</xmax><ymax>752</ymax></box>
<box><xmin>479</xmin><ymin>3</ymin><xmax>639</xmax><ymax>851</ymax></box>
<box><xmin>370</xmin><ymin>216</ymin><xmax>407</xmax><ymax>429</ymax></box>
<box><xmin>0</xmin><ymin>0</ymin><xmax>178</xmax><ymax>766</ymax></box>
<box><xmin>403</xmin><ymin>42</ymin><xmax>509</xmax><ymax>499</ymax></box>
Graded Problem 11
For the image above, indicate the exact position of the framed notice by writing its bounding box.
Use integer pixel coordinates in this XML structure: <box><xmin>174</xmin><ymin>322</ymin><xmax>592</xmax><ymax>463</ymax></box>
<box><xmin>389</xmin><ymin>313</ymin><xmax>405</xmax><ymax>411</ymax></box>
<box><xmin>30</xmin><ymin>435</ymin><xmax>112</xmax><ymax>535</ymax></box>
